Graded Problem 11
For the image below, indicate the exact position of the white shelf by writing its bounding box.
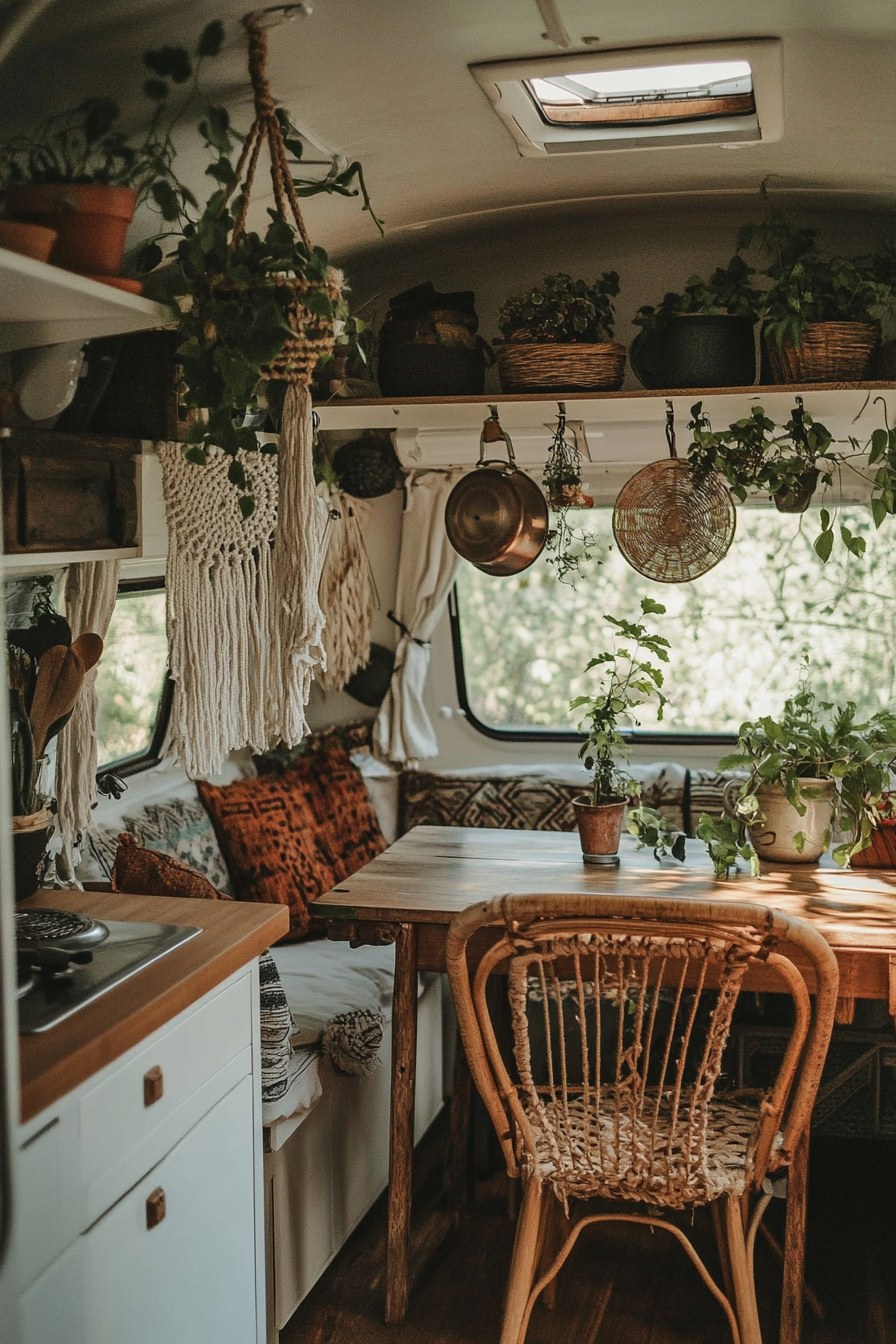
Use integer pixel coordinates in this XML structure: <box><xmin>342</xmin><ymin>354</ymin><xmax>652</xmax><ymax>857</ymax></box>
<box><xmin>0</xmin><ymin>547</ymin><xmax>138</xmax><ymax>572</ymax></box>
<box><xmin>0</xmin><ymin>247</ymin><xmax>170</xmax><ymax>352</ymax></box>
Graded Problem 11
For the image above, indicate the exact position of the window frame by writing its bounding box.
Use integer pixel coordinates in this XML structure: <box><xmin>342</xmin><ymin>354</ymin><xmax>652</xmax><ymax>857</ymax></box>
<box><xmin>448</xmin><ymin>586</ymin><xmax>738</xmax><ymax>750</ymax></box>
<box><xmin>95</xmin><ymin>578</ymin><xmax>173</xmax><ymax>779</ymax></box>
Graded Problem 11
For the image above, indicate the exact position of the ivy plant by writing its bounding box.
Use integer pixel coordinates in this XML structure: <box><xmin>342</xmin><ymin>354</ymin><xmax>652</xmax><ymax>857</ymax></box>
<box><xmin>497</xmin><ymin>272</ymin><xmax>619</xmax><ymax>344</ymax></box>
<box><xmin>696</xmin><ymin>813</ymin><xmax>759</xmax><ymax>879</ymax></box>
<box><xmin>633</xmin><ymin>255</ymin><xmax>761</xmax><ymax>333</ymax></box>
<box><xmin>627</xmin><ymin>805</ymin><xmax>687</xmax><ymax>863</ymax></box>
<box><xmin>569</xmin><ymin>599</ymin><xmax>669</xmax><ymax>806</ymax></box>
<box><xmin>0</xmin><ymin>21</ymin><xmax>224</xmax><ymax>226</ymax></box>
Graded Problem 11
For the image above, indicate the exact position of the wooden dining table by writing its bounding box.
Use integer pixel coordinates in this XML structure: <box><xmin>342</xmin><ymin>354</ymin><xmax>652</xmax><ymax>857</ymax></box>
<box><xmin>310</xmin><ymin>824</ymin><xmax>896</xmax><ymax>1336</ymax></box>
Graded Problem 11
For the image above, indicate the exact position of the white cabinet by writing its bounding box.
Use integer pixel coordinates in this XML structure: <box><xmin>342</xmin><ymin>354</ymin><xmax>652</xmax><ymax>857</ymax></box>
<box><xmin>14</xmin><ymin>963</ymin><xmax>264</xmax><ymax>1344</ymax></box>
<box><xmin>85</xmin><ymin>1076</ymin><xmax>257</xmax><ymax>1344</ymax></box>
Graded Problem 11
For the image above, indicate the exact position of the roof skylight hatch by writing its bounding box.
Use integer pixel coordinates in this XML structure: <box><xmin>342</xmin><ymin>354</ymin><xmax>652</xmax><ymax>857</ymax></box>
<box><xmin>470</xmin><ymin>40</ymin><xmax>782</xmax><ymax>156</ymax></box>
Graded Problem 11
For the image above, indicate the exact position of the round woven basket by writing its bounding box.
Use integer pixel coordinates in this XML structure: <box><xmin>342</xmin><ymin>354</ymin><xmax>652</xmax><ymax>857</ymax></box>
<box><xmin>263</xmin><ymin>269</ymin><xmax>342</xmax><ymax>385</ymax></box>
<box><xmin>766</xmin><ymin>321</ymin><xmax>879</xmax><ymax>384</ymax></box>
<box><xmin>613</xmin><ymin>458</ymin><xmax>736</xmax><ymax>583</ymax></box>
<box><xmin>497</xmin><ymin>342</ymin><xmax>626</xmax><ymax>393</ymax></box>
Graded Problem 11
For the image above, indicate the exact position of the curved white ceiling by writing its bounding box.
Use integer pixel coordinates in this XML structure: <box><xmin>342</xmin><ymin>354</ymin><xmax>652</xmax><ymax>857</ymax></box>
<box><xmin>1</xmin><ymin>0</ymin><xmax>894</xmax><ymax>262</ymax></box>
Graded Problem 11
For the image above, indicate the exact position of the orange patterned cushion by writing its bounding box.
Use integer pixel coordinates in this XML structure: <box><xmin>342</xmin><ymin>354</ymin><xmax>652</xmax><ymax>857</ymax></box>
<box><xmin>197</xmin><ymin>771</ymin><xmax>335</xmax><ymax>940</ymax></box>
<box><xmin>300</xmin><ymin>737</ymin><xmax>386</xmax><ymax>882</ymax></box>
<box><xmin>112</xmin><ymin>833</ymin><xmax>230</xmax><ymax>901</ymax></box>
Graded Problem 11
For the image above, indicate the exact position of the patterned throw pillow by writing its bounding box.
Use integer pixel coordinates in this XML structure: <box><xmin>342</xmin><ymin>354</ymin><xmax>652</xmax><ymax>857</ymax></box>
<box><xmin>400</xmin><ymin>773</ymin><xmax>582</xmax><ymax>835</ymax></box>
<box><xmin>125</xmin><ymin>797</ymin><xmax>234</xmax><ymax>896</ymax></box>
<box><xmin>197</xmin><ymin>772</ymin><xmax>336</xmax><ymax>941</ymax></box>
<box><xmin>112</xmin><ymin>833</ymin><xmax>230</xmax><ymax>900</ymax></box>
<box><xmin>302</xmin><ymin>737</ymin><xmax>386</xmax><ymax>881</ymax></box>
<box><xmin>259</xmin><ymin>950</ymin><xmax>297</xmax><ymax>1104</ymax></box>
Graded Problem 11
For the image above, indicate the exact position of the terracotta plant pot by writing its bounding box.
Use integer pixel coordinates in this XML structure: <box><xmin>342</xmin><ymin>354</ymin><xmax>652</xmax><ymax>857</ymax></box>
<box><xmin>6</xmin><ymin>183</ymin><xmax>137</xmax><ymax>276</ymax></box>
<box><xmin>747</xmin><ymin>779</ymin><xmax>837</xmax><ymax>864</ymax></box>
<box><xmin>0</xmin><ymin>218</ymin><xmax>58</xmax><ymax>263</ymax></box>
<box><xmin>851</xmin><ymin>794</ymin><xmax>896</xmax><ymax>868</ymax></box>
<box><xmin>572</xmin><ymin>796</ymin><xmax>627</xmax><ymax>866</ymax></box>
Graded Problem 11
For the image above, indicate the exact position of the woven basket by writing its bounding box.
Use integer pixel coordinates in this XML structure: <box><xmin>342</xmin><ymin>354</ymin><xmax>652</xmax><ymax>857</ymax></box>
<box><xmin>766</xmin><ymin>321</ymin><xmax>879</xmax><ymax>384</ymax></box>
<box><xmin>263</xmin><ymin>269</ymin><xmax>342</xmax><ymax>385</ymax></box>
<box><xmin>498</xmin><ymin>341</ymin><xmax>626</xmax><ymax>393</ymax></box>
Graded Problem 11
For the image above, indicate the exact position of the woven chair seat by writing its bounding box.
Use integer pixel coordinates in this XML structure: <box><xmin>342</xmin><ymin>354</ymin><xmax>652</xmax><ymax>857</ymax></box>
<box><xmin>525</xmin><ymin>1090</ymin><xmax>765</xmax><ymax>1210</ymax></box>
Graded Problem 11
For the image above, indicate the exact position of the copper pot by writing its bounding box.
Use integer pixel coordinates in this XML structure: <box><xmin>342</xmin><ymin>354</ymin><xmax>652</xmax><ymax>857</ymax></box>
<box><xmin>445</xmin><ymin>407</ymin><xmax>548</xmax><ymax>576</ymax></box>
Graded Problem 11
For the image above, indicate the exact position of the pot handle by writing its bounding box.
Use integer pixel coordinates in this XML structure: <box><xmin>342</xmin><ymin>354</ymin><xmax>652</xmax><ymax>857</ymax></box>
<box><xmin>478</xmin><ymin>406</ymin><xmax>516</xmax><ymax>467</ymax></box>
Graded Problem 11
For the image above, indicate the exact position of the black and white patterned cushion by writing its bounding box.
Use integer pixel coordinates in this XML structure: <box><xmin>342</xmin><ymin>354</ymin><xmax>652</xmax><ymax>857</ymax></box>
<box><xmin>87</xmin><ymin>796</ymin><xmax>233</xmax><ymax>895</ymax></box>
<box><xmin>259</xmin><ymin>950</ymin><xmax>298</xmax><ymax>1105</ymax></box>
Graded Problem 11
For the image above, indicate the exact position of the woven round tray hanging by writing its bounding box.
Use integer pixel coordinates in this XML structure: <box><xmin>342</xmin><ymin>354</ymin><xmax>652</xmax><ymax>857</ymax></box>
<box><xmin>612</xmin><ymin>403</ymin><xmax>736</xmax><ymax>583</ymax></box>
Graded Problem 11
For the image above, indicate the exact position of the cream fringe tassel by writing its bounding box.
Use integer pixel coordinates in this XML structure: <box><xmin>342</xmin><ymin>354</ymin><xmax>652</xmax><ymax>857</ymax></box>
<box><xmin>318</xmin><ymin>491</ymin><xmax>374</xmax><ymax>693</ymax></box>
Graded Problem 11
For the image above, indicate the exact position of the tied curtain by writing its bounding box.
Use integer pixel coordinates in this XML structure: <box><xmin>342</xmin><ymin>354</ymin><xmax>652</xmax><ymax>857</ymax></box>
<box><xmin>374</xmin><ymin>469</ymin><xmax>463</xmax><ymax>764</ymax></box>
<box><xmin>55</xmin><ymin>559</ymin><xmax>120</xmax><ymax>866</ymax></box>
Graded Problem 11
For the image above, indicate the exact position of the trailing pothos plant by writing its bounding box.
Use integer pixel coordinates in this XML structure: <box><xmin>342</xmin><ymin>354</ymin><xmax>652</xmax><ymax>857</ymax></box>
<box><xmin>718</xmin><ymin>684</ymin><xmax>896</xmax><ymax>867</ymax></box>
<box><xmin>0</xmin><ymin>21</ymin><xmax>225</xmax><ymax>227</ymax></box>
<box><xmin>154</xmin><ymin>88</ymin><xmax>381</xmax><ymax>516</ymax></box>
<box><xmin>633</xmin><ymin>255</ymin><xmax>761</xmax><ymax>333</ymax></box>
<box><xmin>569</xmin><ymin>599</ymin><xmax>669</xmax><ymax>806</ymax></box>
<box><xmin>497</xmin><ymin>272</ymin><xmax>619</xmax><ymax>344</ymax></box>
<box><xmin>541</xmin><ymin>409</ymin><xmax>600</xmax><ymax>585</ymax></box>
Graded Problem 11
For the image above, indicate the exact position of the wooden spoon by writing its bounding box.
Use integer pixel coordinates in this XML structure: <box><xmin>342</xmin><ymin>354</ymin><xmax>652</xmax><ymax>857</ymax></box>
<box><xmin>29</xmin><ymin>633</ymin><xmax>104</xmax><ymax>757</ymax></box>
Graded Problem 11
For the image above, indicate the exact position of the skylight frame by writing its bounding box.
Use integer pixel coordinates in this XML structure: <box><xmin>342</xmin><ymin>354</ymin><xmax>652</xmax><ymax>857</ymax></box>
<box><xmin>470</xmin><ymin>39</ymin><xmax>783</xmax><ymax>156</ymax></box>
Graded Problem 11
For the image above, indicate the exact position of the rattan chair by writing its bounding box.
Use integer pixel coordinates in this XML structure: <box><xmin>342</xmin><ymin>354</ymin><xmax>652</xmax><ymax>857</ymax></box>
<box><xmin>445</xmin><ymin>893</ymin><xmax>839</xmax><ymax>1344</ymax></box>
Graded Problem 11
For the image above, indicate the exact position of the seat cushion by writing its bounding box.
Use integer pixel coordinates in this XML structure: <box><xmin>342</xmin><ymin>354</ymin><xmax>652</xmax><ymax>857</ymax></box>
<box><xmin>111</xmin><ymin>833</ymin><xmax>230</xmax><ymax>901</ymax></box>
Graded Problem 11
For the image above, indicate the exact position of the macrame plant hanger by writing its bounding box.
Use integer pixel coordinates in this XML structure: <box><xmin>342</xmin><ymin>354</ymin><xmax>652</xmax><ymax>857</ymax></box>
<box><xmin>229</xmin><ymin>9</ymin><xmax>339</xmax><ymax>742</ymax></box>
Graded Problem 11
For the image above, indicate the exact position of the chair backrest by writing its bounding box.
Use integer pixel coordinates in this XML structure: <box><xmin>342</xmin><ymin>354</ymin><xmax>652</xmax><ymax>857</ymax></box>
<box><xmin>446</xmin><ymin>893</ymin><xmax>838</xmax><ymax>1204</ymax></box>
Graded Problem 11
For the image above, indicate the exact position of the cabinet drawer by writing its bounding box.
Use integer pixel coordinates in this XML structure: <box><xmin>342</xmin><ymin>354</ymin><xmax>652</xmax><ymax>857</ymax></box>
<box><xmin>84</xmin><ymin>1076</ymin><xmax>258</xmax><ymax>1344</ymax></box>
<box><xmin>79</xmin><ymin>972</ymin><xmax>253</xmax><ymax>1217</ymax></box>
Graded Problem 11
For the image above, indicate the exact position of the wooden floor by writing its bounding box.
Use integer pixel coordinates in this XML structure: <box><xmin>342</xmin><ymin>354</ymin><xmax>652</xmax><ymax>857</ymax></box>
<box><xmin>281</xmin><ymin>1111</ymin><xmax>896</xmax><ymax>1344</ymax></box>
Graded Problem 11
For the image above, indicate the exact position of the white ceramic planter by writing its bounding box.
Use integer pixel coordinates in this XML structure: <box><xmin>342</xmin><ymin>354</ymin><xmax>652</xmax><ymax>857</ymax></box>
<box><xmin>748</xmin><ymin>779</ymin><xmax>838</xmax><ymax>864</ymax></box>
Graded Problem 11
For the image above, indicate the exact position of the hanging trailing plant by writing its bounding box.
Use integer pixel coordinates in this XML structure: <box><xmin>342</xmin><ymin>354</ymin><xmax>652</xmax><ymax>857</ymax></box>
<box><xmin>154</xmin><ymin>15</ymin><xmax>382</xmax><ymax>516</ymax></box>
<box><xmin>541</xmin><ymin>406</ymin><xmax>601</xmax><ymax>584</ymax></box>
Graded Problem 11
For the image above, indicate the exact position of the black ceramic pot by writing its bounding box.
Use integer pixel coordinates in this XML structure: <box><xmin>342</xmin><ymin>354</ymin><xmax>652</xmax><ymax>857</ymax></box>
<box><xmin>629</xmin><ymin>314</ymin><xmax>756</xmax><ymax>390</ymax></box>
<box><xmin>13</xmin><ymin>823</ymin><xmax>52</xmax><ymax>900</ymax></box>
<box><xmin>377</xmin><ymin>341</ymin><xmax>488</xmax><ymax>397</ymax></box>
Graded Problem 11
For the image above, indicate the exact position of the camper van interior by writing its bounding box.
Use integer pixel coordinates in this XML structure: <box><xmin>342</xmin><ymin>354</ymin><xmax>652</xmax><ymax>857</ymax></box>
<box><xmin>1</xmin><ymin>2</ymin><xmax>895</xmax><ymax>1342</ymax></box>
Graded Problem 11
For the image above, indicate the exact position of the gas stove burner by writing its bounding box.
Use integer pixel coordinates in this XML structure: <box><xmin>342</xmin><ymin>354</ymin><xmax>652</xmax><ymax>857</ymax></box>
<box><xmin>16</xmin><ymin>907</ymin><xmax>109</xmax><ymax>949</ymax></box>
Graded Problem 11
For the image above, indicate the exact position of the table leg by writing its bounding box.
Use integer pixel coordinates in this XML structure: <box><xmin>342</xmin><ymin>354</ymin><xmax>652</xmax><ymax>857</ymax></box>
<box><xmin>781</xmin><ymin>1130</ymin><xmax>810</xmax><ymax>1344</ymax></box>
<box><xmin>386</xmin><ymin>922</ymin><xmax>419</xmax><ymax>1324</ymax></box>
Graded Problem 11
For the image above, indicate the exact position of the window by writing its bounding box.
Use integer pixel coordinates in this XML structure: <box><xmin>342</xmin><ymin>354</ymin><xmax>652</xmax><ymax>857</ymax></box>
<box><xmin>470</xmin><ymin>39</ymin><xmax>782</xmax><ymax>155</ymax></box>
<box><xmin>95</xmin><ymin>582</ymin><xmax>171</xmax><ymax>773</ymax></box>
<box><xmin>452</xmin><ymin>505</ymin><xmax>896</xmax><ymax>744</ymax></box>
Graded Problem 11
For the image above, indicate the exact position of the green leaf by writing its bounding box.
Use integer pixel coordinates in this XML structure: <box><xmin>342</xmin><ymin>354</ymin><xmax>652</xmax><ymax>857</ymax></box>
<box><xmin>871</xmin><ymin>496</ymin><xmax>888</xmax><ymax>528</ymax></box>
<box><xmin>143</xmin><ymin>44</ymin><xmax>193</xmax><ymax>83</ymax></box>
<box><xmin>143</xmin><ymin>77</ymin><xmax>169</xmax><ymax>101</ymax></box>
<box><xmin>238</xmin><ymin>494</ymin><xmax>256</xmax><ymax>519</ymax></box>
<box><xmin>197</xmin><ymin>20</ymin><xmax>225</xmax><ymax>57</ymax></box>
<box><xmin>814</xmin><ymin>529</ymin><xmax>834</xmax><ymax>563</ymax></box>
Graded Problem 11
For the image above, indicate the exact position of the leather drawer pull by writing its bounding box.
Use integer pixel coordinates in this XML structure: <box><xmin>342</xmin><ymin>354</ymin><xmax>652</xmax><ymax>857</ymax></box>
<box><xmin>143</xmin><ymin>1065</ymin><xmax>164</xmax><ymax>1107</ymax></box>
<box><xmin>146</xmin><ymin>1187</ymin><xmax>166</xmax><ymax>1230</ymax></box>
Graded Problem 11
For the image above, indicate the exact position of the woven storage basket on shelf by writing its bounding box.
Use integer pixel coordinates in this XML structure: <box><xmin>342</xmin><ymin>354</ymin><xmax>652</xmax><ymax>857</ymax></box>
<box><xmin>497</xmin><ymin>341</ymin><xmax>626</xmax><ymax>393</ymax></box>
<box><xmin>766</xmin><ymin>321</ymin><xmax>879</xmax><ymax>384</ymax></box>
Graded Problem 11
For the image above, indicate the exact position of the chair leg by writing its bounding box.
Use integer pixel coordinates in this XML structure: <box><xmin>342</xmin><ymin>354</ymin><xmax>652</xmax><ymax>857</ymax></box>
<box><xmin>724</xmin><ymin>1194</ymin><xmax>763</xmax><ymax>1344</ymax></box>
<box><xmin>537</xmin><ymin>1194</ymin><xmax>568</xmax><ymax>1310</ymax></box>
<box><xmin>711</xmin><ymin>1199</ymin><xmax>737</xmax><ymax>1311</ymax></box>
<box><xmin>500</xmin><ymin>1175</ymin><xmax>545</xmax><ymax>1344</ymax></box>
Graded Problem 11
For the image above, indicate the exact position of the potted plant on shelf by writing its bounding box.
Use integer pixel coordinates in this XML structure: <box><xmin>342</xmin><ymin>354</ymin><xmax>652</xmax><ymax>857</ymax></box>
<box><xmin>495</xmin><ymin>271</ymin><xmax>625</xmax><ymax>393</ymax></box>
<box><xmin>0</xmin><ymin>21</ymin><xmax>225</xmax><ymax>282</ymax></box>
<box><xmin>718</xmin><ymin>681</ymin><xmax>896</xmax><ymax>867</ymax></box>
<box><xmin>568</xmin><ymin>598</ymin><xmax>669</xmax><ymax>865</ymax></box>
<box><xmin>737</xmin><ymin>205</ymin><xmax>895</xmax><ymax>383</ymax></box>
<box><xmin>630</xmin><ymin>255</ymin><xmax>761</xmax><ymax>390</ymax></box>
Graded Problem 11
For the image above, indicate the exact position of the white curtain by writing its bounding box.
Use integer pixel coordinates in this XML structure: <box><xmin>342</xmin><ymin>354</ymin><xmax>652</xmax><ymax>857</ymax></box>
<box><xmin>55</xmin><ymin>559</ymin><xmax>120</xmax><ymax>861</ymax></box>
<box><xmin>374</xmin><ymin>469</ymin><xmax>464</xmax><ymax>764</ymax></box>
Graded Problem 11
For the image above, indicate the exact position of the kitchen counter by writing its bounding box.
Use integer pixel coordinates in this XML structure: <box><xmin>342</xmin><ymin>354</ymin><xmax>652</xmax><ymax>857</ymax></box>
<box><xmin>18</xmin><ymin>889</ymin><xmax>288</xmax><ymax>1122</ymax></box>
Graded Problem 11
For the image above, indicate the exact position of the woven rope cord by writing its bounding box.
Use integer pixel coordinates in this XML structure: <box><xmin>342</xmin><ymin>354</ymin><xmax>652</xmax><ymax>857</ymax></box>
<box><xmin>613</xmin><ymin>458</ymin><xmax>736</xmax><ymax>583</ymax></box>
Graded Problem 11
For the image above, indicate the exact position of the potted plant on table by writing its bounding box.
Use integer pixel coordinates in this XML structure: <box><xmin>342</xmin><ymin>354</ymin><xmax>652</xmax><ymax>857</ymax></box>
<box><xmin>630</xmin><ymin>255</ymin><xmax>761</xmax><ymax>389</ymax></box>
<box><xmin>495</xmin><ymin>271</ymin><xmax>625</xmax><ymax>393</ymax></box>
<box><xmin>718</xmin><ymin>683</ymin><xmax>896</xmax><ymax>867</ymax></box>
<box><xmin>737</xmin><ymin>205</ymin><xmax>895</xmax><ymax>383</ymax></box>
<box><xmin>568</xmin><ymin>598</ymin><xmax>669</xmax><ymax>865</ymax></box>
<box><xmin>0</xmin><ymin>21</ymin><xmax>225</xmax><ymax>282</ymax></box>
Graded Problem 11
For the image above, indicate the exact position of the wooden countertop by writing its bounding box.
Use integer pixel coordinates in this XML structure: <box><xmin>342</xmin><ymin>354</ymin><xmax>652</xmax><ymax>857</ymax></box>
<box><xmin>18</xmin><ymin>890</ymin><xmax>289</xmax><ymax>1123</ymax></box>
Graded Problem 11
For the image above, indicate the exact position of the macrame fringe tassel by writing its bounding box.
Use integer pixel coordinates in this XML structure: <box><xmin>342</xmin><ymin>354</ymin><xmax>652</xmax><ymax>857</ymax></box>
<box><xmin>268</xmin><ymin>381</ymin><xmax>328</xmax><ymax>745</ymax></box>
<box><xmin>318</xmin><ymin>491</ymin><xmax>374</xmax><ymax>692</ymax></box>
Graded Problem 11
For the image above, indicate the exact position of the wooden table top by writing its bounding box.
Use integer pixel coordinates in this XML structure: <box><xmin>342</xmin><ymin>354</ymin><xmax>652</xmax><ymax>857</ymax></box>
<box><xmin>18</xmin><ymin>889</ymin><xmax>288</xmax><ymax>1123</ymax></box>
<box><xmin>312</xmin><ymin>826</ymin><xmax>896</xmax><ymax>954</ymax></box>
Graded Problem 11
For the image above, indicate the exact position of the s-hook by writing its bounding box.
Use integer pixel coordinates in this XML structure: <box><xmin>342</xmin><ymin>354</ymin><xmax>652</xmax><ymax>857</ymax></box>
<box><xmin>665</xmin><ymin>399</ymin><xmax>677</xmax><ymax>458</ymax></box>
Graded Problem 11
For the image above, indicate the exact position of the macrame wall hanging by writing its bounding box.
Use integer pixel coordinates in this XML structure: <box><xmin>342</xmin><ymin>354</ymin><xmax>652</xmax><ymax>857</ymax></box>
<box><xmin>317</xmin><ymin>492</ymin><xmax>375</xmax><ymax>693</ymax></box>
<box><xmin>158</xmin><ymin>12</ymin><xmax>339</xmax><ymax>777</ymax></box>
